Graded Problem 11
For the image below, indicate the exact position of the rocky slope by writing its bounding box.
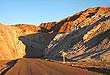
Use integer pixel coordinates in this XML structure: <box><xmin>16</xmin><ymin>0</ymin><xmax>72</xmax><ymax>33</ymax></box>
<box><xmin>39</xmin><ymin>7</ymin><xmax>110</xmax><ymax>33</ymax></box>
<box><xmin>0</xmin><ymin>23</ymin><xmax>25</xmax><ymax>60</ymax></box>
<box><xmin>44</xmin><ymin>7</ymin><xmax>110</xmax><ymax>62</ymax></box>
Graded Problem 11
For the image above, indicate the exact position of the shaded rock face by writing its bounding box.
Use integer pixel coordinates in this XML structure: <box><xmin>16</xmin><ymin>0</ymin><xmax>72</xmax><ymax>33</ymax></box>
<box><xmin>0</xmin><ymin>24</ymin><xmax>25</xmax><ymax>60</ymax></box>
<box><xmin>44</xmin><ymin>7</ymin><xmax>110</xmax><ymax>62</ymax></box>
<box><xmin>19</xmin><ymin>32</ymin><xmax>55</xmax><ymax>58</ymax></box>
<box><xmin>12</xmin><ymin>24</ymin><xmax>56</xmax><ymax>58</ymax></box>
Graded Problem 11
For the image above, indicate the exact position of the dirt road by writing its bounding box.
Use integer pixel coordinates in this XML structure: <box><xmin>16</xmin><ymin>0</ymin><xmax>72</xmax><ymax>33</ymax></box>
<box><xmin>5</xmin><ymin>58</ymin><xmax>101</xmax><ymax>75</ymax></box>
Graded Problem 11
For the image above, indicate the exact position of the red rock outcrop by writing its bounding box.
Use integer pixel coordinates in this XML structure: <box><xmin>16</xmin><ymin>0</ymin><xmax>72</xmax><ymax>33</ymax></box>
<box><xmin>58</xmin><ymin>7</ymin><xmax>110</xmax><ymax>32</ymax></box>
<box><xmin>39</xmin><ymin>7</ymin><xmax>110</xmax><ymax>33</ymax></box>
<box><xmin>39</xmin><ymin>22</ymin><xmax>57</xmax><ymax>32</ymax></box>
<box><xmin>13</xmin><ymin>24</ymin><xmax>41</xmax><ymax>32</ymax></box>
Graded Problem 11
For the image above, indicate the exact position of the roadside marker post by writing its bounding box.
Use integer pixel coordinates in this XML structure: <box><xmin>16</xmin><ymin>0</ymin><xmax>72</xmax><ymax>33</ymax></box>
<box><xmin>61</xmin><ymin>51</ymin><xmax>67</xmax><ymax>63</ymax></box>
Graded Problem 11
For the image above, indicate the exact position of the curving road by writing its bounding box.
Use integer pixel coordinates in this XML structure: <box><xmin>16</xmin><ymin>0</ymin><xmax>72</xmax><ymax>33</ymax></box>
<box><xmin>5</xmin><ymin>58</ymin><xmax>101</xmax><ymax>75</ymax></box>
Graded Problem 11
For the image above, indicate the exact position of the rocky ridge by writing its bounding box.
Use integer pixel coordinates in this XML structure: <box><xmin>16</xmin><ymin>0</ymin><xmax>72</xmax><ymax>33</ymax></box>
<box><xmin>39</xmin><ymin>7</ymin><xmax>110</xmax><ymax>33</ymax></box>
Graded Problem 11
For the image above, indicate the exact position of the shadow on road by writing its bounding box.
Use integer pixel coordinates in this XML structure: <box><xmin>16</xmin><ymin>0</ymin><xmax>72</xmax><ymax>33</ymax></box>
<box><xmin>0</xmin><ymin>59</ymin><xmax>18</xmax><ymax>75</ymax></box>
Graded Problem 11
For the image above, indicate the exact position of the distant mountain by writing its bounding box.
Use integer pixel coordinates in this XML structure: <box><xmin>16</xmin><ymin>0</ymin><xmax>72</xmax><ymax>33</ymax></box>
<box><xmin>12</xmin><ymin>24</ymin><xmax>41</xmax><ymax>32</ymax></box>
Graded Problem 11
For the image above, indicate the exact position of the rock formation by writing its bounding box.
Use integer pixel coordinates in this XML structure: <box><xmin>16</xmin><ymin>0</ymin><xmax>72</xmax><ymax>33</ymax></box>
<box><xmin>13</xmin><ymin>24</ymin><xmax>56</xmax><ymax>58</ymax></box>
<box><xmin>44</xmin><ymin>7</ymin><xmax>110</xmax><ymax>62</ymax></box>
<box><xmin>0</xmin><ymin>6</ymin><xmax>110</xmax><ymax>62</ymax></box>
<box><xmin>39</xmin><ymin>22</ymin><xmax>57</xmax><ymax>32</ymax></box>
<box><xmin>0</xmin><ymin>24</ymin><xmax>25</xmax><ymax>60</ymax></box>
<box><xmin>39</xmin><ymin>7</ymin><xmax>110</xmax><ymax>33</ymax></box>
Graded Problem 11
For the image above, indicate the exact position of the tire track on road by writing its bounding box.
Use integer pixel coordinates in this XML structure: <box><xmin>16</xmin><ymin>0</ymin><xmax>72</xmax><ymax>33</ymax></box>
<box><xmin>5</xmin><ymin>58</ymin><xmax>102</xmax><ymax>75</ymax></box>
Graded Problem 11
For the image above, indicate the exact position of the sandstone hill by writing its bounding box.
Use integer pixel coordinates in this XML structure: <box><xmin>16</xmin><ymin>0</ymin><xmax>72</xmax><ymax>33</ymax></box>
<box><xmin>0</xmin><ymin>23</ymin><xmax>25</xmax><ymax>60</ymax></box>
<box><xmin>0</xmin><ymin>6</ymin><xmax>110</xmax><ymax>62</ymax></box>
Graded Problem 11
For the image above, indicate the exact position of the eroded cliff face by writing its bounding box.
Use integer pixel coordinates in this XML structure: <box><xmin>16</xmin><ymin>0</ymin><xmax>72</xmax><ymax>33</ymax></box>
<box><xmin>44</xmin><ymin>7</ymin><xmax>110</xmax><ymax>62</ymax></box>
<box><xmin>0</xmin><ymin>24</ymin><xmax>25</xmax><ymax>60</ymax></box>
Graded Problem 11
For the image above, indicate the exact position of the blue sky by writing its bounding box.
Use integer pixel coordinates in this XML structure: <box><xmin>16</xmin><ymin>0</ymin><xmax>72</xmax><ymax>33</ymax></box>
<box><xmin>0</xmin><ymin>0</ymin><xmax>110</xmax><ymax>25</ymax></box>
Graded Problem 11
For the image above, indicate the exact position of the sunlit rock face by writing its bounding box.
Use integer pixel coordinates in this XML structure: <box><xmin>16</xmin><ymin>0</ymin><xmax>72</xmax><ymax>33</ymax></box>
<box><xmin>39</xmin><ymin>22</ymin><xmax>57</xmax><ymax>33</ymax></box>
<box><xmin>39</xmin><ymin>7</ymin><xmax>110</xmax><ymax>33</ymax></box>
<box><xmin>13</xmin><ymin>24</ymin><xmax>41</xmax><ymax>32</ymax></box>
<box><xmin>0</xmin><ymin>24</ymin><xmax>25</xmax><ymax>60</ymax></box>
